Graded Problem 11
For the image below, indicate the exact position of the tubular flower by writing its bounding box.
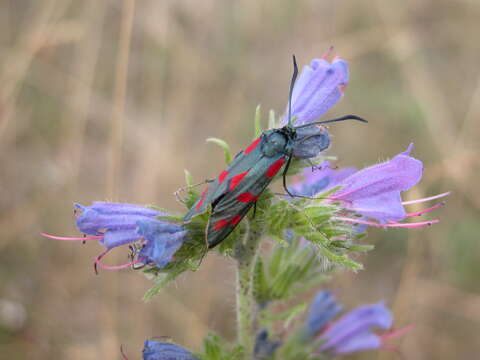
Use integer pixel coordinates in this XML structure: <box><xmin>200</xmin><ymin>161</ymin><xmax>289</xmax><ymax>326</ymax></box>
<box><xmin>330</xmin><ymin>144</ymin><xmax>449</xmax><ymax>228</ymax></box>
<box><xmin>142</xmin><ymin>340</ymin><xmax>198</xmax><ymax>360</ymax></box>
<box><xmin>40</xmin><ymin>202</ymin><xmax>188</xmax><ymax>271</ymax></box>
<box><xmin>305</xmin><ymin>290</ymin><xmax>343</xmax><ymax>338</ymax></box>
<box><xmin>304</xmin><ymin>291</ymin><xmax>405</xmax><ymax>355</ymax></box>
<box><xmin>136</xmin><ymin>219</ymin><xmax>188</xmax><ymax>268</ymax></box>
<box><xmin>318</xmin><ymin>302</ymin><xmax>393</xmax><ymax>355</ymax></box>
<box><xmin>292</xmin><ymin>144</ymin><xmax>449</xmax><ymax>229</ymax></box>
<box><xmin>282</xmin><ymin>50</ymin><xmax>349</xmax><ymax>126</ymax></box>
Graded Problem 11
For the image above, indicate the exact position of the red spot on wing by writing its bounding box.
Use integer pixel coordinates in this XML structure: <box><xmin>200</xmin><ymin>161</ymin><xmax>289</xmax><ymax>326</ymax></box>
<box><xmin>213</xmin><ymin>215</ymin><xmax>244</xmax><ymax>231</ymax></box>
<box><xmin>196</xmin><ymin>189</ymin><xmax>208</xmax><ymax>210</ymax></box>
<box><xmin>236</xmin><ymin>192</ymin><xmax>259</xmax><ymax>203</ymax></box>
<box><xmin>244</xmin><ymin>137</ymin><xmax>261</xmax><ymax>154</ymax></box>
<box><xmin>230</xmin><ymin>215</ymin><xmax>242</xmax><ymax>226</ymax></box>
<box><xmin>218</xmin><ymin>170</ymin><xmax>229</xmax><ymax>184</ymax></box>
<box><xmin>229</xmin><ymin>171</ymin><xmax>249</xmax><ymax>190</ymax></box>
<box><xmin>213</xmin><ymin>218</ymin><xmax>230</xmax><ymax>230</ymax></box>
<box><xmin>266</xmin><ymin>158</ymin><xmax>286</xmax><ymax>178</ymax></box>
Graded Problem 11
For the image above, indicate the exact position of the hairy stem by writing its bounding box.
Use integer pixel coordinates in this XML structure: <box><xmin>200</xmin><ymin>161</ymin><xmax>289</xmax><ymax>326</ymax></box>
<box><xmin>234</xmin><ymin>196</ymin><xmax>270</xmax><ymax>356</ymax></box>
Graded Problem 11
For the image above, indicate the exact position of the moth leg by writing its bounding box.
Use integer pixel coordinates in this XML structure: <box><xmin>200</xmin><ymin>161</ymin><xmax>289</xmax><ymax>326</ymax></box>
<box><xmin>174</xmin><ymin>179</ymin><xmax>214</xmax><ymax>203</ymax></box>
<box><xmin>252</xmin><ymin>201</ymin><xmax>257</xmax><ymax>218</ymax></box>
<box><xmin>282</xmin><ymin>155</ymin><xmax>294</xmax><ymax>197</ymax></box>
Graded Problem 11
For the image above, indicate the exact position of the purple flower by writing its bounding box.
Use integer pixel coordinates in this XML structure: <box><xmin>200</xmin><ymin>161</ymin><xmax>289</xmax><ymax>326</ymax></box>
<box><xmin>137</xmin><ymin>219</ymin><xmax>188</xmax><ymax>268</ymax></box>
<box><xmin>305</xmin><ymin>291</ymin><xmax>343</xmax><ymax>338</ymax></box>
<box><xmin>74</xmin><ymin>202</ymin><xmax>165</xmax><ymax>249</ymax></box>
<box><xmin>318</xmin><ymin>302</ymin><xmax>393</xmax><ymax>355</ymax></box>
<box><xmin>290</xmin><ymin>161</ymin><xmax>356</xmax><ymax>197</ymax></box>
<box><xmin>292</xmin><ymin>145</ymin><xmax>449</xmax><ymax>229</ymax></box>
<box><xmin>41</xmin><ymin>202</ymin><xmax>188</xmax><ymax>271</ymax></box>
<box><xmin>282</xmin><ymin>53</ymin><xmax>349</xmax><ymax>126</ymax></box>
<box><xmin>142</xmin><ymin>340</ymin><xmax>198</xmax><ymax>360</ymax></box>
<box><xmin>330</xmin><ymin>144</ymin><xmax>422</xmax><ymax>223</ymax></box>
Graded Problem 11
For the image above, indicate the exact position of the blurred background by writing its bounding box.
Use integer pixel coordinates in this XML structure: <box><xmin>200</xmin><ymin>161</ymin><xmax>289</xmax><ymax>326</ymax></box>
<box><xmin>0</xmin><ymin>0</ymin><xmax>479</xmax><ymax>359</ymax></box>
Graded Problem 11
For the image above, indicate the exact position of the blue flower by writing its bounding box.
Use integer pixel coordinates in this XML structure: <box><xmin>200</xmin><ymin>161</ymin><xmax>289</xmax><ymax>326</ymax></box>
<box><xmin>282</xmin><ymin>54</ymin><xmax>349</xmax><ymax>126</ymax></box>
<box><xmin>291</xmin><ymin>145</ymin><xmax>448</xmax><ymax>229</ymax></box>
<box><xmin>304</xmin><ymin>291</ymin><xmax>399</xmax><ymax>355</ymax></box>
<box><xmin>137</xmin><ymin>219</ymin><xmax>188</xmax><ymax>268</ymax></box>
<box><xmin>75</xmin><ymin>202</ymin><xmax>165</xmax><ymax>249</ymax></box>
<box><xmin>305</xmin><ymin>291</ymin><xmax>343</xmax><ymax>338</ymax></box>
<box><xmin>142</xmin><ymin>340</ymin><xmax>198</xmax><ymax>360</ymax></box>
<box><xmin>319</xmin><ymin>302</ymin><xmax>393</xmax><ymax>355</ymax></box>
<box><xmin>41</xmin><ymin>202</ymin><xmax>188</xmax><ymax>271</ymax></box>
<box><xmin>330</xmin><ymin>144</ymin><xmax>423</xmax><ymax>223</ymax></box>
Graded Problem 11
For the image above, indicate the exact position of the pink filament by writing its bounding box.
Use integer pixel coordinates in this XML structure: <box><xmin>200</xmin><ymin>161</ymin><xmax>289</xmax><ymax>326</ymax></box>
<box><xmin>120</xmin><ymin>345</ymin><xmax>129</xmax><ymax>360</ymax></box>
<box><xmin>321</xmin><ymin>46</ymin><xmax>335</xmax><ymax>61</ymax></box>
<box><xmin>380</xmin><ymin>325</ymin><xmax>414</xmax><ymax>342</ymax></box>
<box><xmin>402</xmin><ymin>192</ymin><xmax>450</xmax><ymax>205</ymax></box>
<box><xmin>406</xmin><ymin>202</ymin><xmax>446</xmax><ymax>217</ymax></box>
<box><xmin>40</xmin><ymin>232</ymin><xmax>103</xmax><ymax>241</ymax></box>
<box><xmin>334</xmin><ymin>216</ymin><xmax>439</xmax><ymax>229</ymax></box>
<box><xmin>94</xmin><ymin>249</ymin><xmax>145</xmax><ymax>271</ymax></box>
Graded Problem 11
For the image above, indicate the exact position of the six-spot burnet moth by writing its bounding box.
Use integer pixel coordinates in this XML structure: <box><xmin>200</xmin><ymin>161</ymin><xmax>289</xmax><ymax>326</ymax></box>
<box><xmin>184</xmin><ymin>56</ymin><xmax>367</xmax><ymax>248</ymax></box>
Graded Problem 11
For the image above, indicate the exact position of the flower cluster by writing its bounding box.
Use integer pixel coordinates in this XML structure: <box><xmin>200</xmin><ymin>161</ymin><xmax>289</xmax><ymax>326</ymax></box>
<box><xmin>41</xmin><ymin>50</ymin><xmax>446</xmax><ymax>360</ymax></box>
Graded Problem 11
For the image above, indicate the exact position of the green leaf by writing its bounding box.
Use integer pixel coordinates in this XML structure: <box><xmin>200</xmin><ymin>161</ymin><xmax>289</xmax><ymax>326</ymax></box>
<box><xmin>268</xmin><ymin>109</ymin><xmax>276</xmax><ymax>129</ymax></box>
<box><xmin>254</xmin><ymin>104</ymin><xmax>262</xmax><ymax>138</ymax></box>
<box><xmin>206</xmin><ymin>137</ymin><xmax>232</xmax><ymax>165</ymax></box>
<box><xmin>184</xmin><ymin>169</ymin><xmax>194</xmax><ymax>187</ymax></box>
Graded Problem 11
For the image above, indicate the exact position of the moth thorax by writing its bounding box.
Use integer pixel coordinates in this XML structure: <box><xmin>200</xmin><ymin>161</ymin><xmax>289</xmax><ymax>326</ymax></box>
<box><xmin>261</xmin><ymin>131</ymin><xmax>288</xmax><ymax>157</ymax></box>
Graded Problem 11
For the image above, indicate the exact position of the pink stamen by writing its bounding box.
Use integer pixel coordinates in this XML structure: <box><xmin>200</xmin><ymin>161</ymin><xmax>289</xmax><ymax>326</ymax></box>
<box><xmin>39</xmin><ymin>232</ymin><xmax>103</xmax><ymax>241</ymax></box>
<box><xmin>334</xmin><ymin>216</ymin><xmax>439</xmax><ymax>229</ymax></box>
<box><xmin>402</xmin><ymin>192</ymin><xmax>450</xmax><ymax>205</ymax></box>
<box><xmin>406</xmin><ymin>202</ymin><xmax>445</xmax><ymax>217</ymax></box>
<box><xmin>120</xmin><ymin>345</ymin><xmax>129</xmax><ymax>360</ymax></box>
<box><xmin>380</xmin><ymin>325</ymin><xmax>414</xmax><ymax>342</ymax></box>
<box><xmin>94</xmin><ymin>249</ymin><xmax>145</xmax><ymax>273</ymax></box>
<box><xmin>321</xmin><ymin>46</ymin><xmax>335</xmax><ymax>61</ymax></box>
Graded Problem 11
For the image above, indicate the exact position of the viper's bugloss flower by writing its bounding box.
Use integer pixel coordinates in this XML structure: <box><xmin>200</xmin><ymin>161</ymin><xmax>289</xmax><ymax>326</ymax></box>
<box><xmin>137</xmin><ymin>219</ymin><xmax>188</xmax><ymax>268</ymax></box>
<box><xmin>304</xmin><ymin>292</ymin><xmax>405</xmax><ymax>355</ymax></box>
<box><xmin>293</xmin><ymin>144</ymin><xmax>449</xmax><ymax>229</ymax></box>
<box><xmin>142</xmin><ymin>340</ymin><xmax>198</xmax><ymax>360</ymax></box>
<box><xmin>75</xmin><ymin>202</ymin><xmax>165</xmax><ymax>249</ymax></box>
<box><xmin>290</xmin><ymin>161</ymin><xmax>356</xmax><ymax>197</ymax></box>
<box><xmin>282</xmin><ymin>50</ymin><xmax>349</xmax><ymax>126</ymax></box>
<box><xmin>40</xmin><ymin>202</ymin><xmax>188</xmax><ymax>271</ymax></box>
<box><xmin>318</xmin><ymin>302</ymin><xmax>393</xmax><ymax>355</ymax></box>
<box><xmin>305</xmin><ymin>291</ymin><xmax>343</xmax><ymax>338</ymax></box>
<box><xmin>330</xmin><ymin>144</ymin><xmax>423</xmax><ymax>223</ymax></box>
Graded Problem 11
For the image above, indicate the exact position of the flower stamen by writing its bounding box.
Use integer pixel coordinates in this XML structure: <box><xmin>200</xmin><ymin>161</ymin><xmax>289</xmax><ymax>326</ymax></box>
<box><xmin>39</xmin><ymin>232</ymin><xmax>103</xmax><ymax>241</ymax></box>
<box><xmin>334</xmin><ymin>216</ymin><xmax>439</xmax><ymax>229</ymax></box>
<box><xmin>94</xmin><ymin>249</ymin><xmax>145</xmax><ymax>274</ymax></box>
<box><xmin>406</xmin><ymin>202</ymin><xmax>446</xmax><ymax>217</ymax></box>
<box><xmin>402</xmin><ymin>192</ymin><xmax>450</xmax><ymax>205</ymax></box>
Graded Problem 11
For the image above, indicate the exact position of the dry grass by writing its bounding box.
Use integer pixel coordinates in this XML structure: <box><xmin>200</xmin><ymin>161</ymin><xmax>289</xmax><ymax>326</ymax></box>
<box><xmin>0</xmin><ymin>1</ymin><xmax>479</xmax><ymax>359</ymax></box>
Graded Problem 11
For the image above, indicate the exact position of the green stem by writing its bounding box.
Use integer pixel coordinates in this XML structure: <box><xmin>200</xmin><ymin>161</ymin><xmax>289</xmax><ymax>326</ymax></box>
<box><xmin>235</xmin><ymin>217</ymin><xmax>265</xmax><ymax>356</ymax></box>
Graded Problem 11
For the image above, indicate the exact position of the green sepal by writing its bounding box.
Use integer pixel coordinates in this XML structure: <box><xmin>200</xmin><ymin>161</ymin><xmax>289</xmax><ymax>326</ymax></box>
<box><xmin>196</xmin><ymin>333</ymin><xmax>244</xmax><ymax>360</ymax></box>
<box><xmin>259</xmin><ymin>302</ymin><xmax>307</xmax><ymax>328</ymax></box>
<box><xmin>207</xmin><ymin>137</ymin><xmax>233</xmax><ymax>165</ymax></box>
<box><xmin>254</xmin><ymin>104</ymin><xmax>262</xmax><ymax>138</ymax></box>
<box><xmin>185</xmin><ymin>169</ymin><xmax>194</xmax><ymax>187</ymax></box>
<box><xmin>268</xmin><ymin>109</ymin><xmax>276</xmax><ymax>129</ymax></box>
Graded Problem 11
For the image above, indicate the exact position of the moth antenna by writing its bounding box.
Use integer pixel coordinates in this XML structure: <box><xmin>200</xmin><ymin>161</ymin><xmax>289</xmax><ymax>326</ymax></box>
<box><xmin>287</xmin><ymin>55</ymin><xmax>299</xmax><ymax>127</ymax></box>
<box><xmin>295</xmin><ymin>114</ymin><xmax>367</xmax><ymax>128</ymax></box>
